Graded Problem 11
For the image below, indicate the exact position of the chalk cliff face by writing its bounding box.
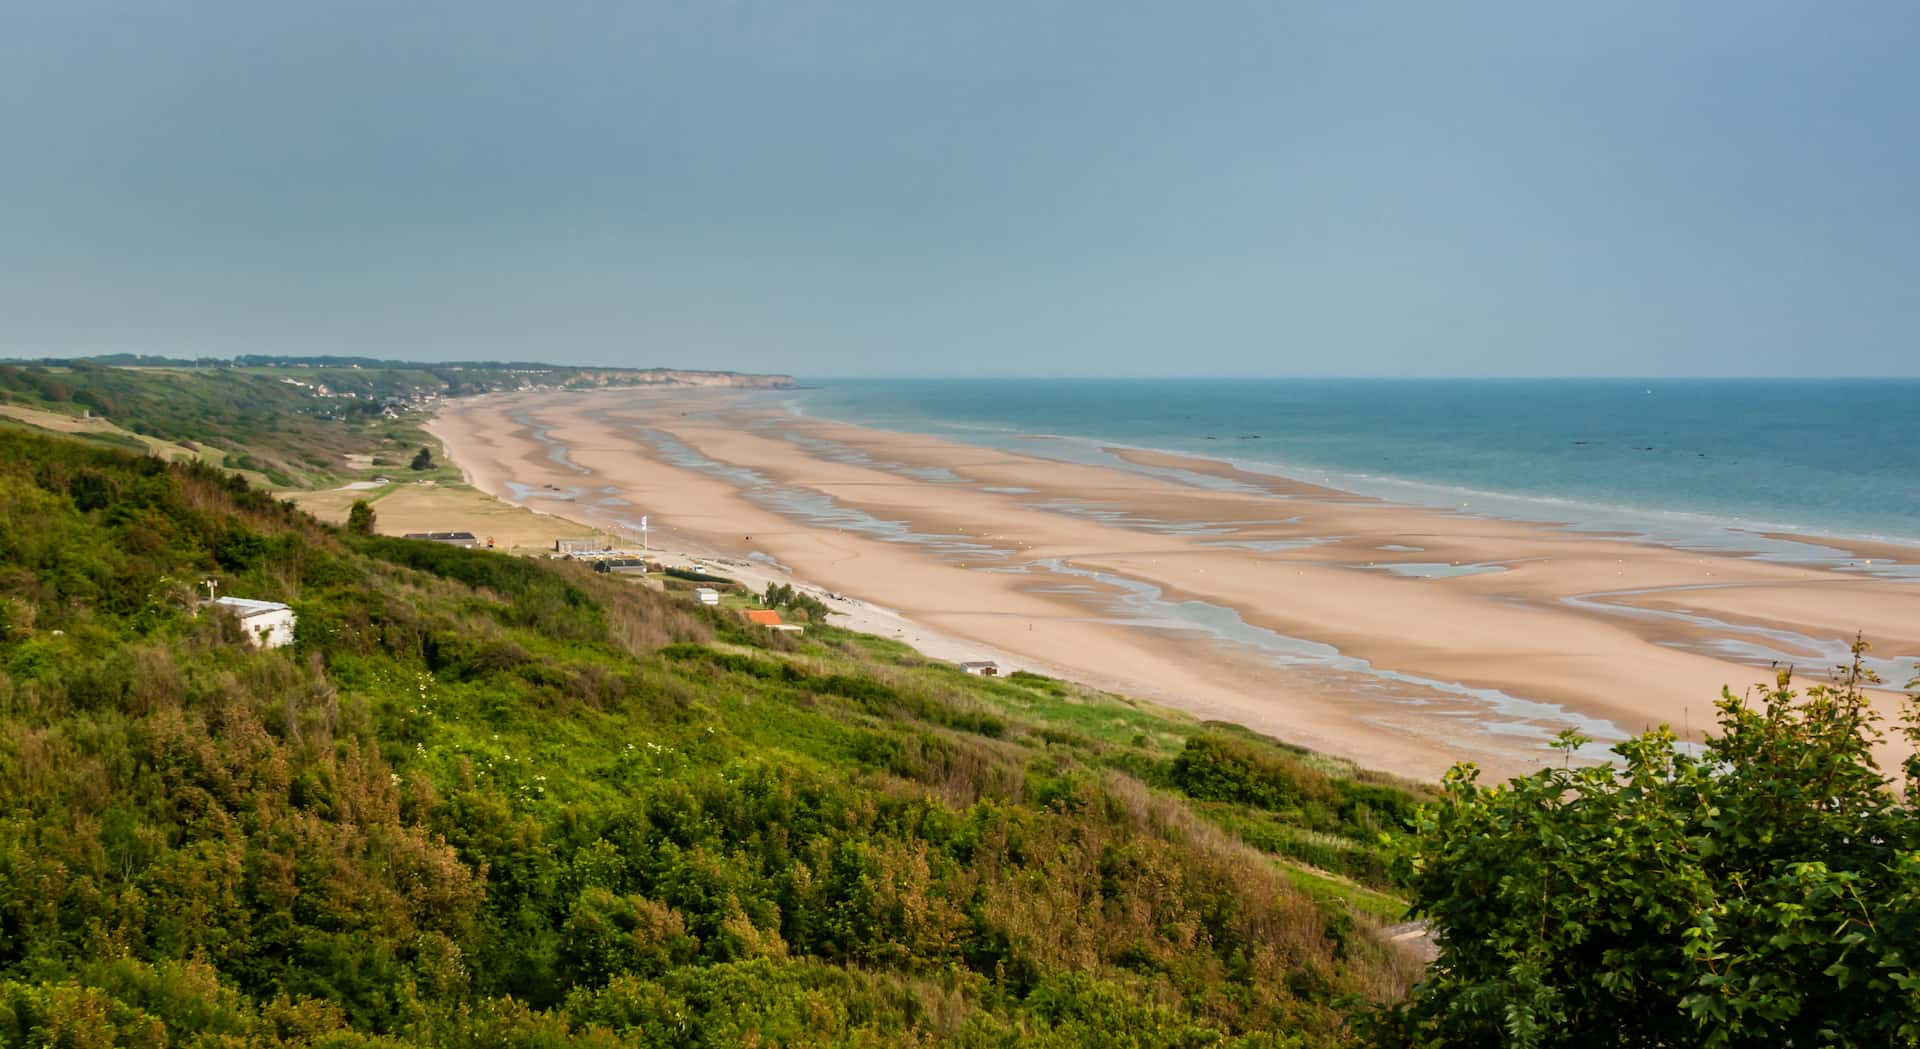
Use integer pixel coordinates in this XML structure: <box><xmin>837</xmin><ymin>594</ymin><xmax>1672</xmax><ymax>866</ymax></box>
<box><xmin>565</xmin><ymin>369</ymin><xmax>795</xmax><ymax>389</ymax></box>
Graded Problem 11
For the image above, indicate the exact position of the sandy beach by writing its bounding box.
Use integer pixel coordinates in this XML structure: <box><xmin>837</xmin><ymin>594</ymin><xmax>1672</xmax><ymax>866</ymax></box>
<box><xmin>426</xmin><ymin>388</ymin><xmax>1920</xmax><ymax>781</ymax></box>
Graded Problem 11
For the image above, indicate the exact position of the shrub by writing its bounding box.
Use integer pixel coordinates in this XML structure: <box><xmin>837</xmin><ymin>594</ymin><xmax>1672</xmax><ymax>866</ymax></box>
<box><xmin>1372</xmin><ymin>652</ymin><xmax>1920</xmax><ymax>1048</ymax></box>
<box><xmin>1169</xmin><ymin>734</ymin><xmax>1331</xmax><ymax>813</ymax></box>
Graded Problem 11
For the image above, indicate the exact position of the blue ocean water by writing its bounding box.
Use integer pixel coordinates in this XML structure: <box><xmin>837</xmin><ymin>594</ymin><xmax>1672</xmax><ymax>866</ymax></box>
<box><xmin>783</xmin><ymin>379</ymin><xmax>1920</xmax><ymax>546</ymax></box>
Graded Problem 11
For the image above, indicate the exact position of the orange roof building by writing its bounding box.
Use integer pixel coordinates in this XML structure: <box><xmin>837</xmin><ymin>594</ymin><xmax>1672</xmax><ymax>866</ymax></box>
<box><xmin>745</xmin><ymin>609</ymin><xmax>784</xmax><ymax>627</ymax></box>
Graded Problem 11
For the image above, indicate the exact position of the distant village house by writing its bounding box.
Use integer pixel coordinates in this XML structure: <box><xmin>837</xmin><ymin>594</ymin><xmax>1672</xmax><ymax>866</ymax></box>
<box><xmin>213</xmin><ymin>597</ymin><xmax>296</xmax><ymax>649</ymax></box>
<box><xmin>590</xmin><ymin>558</ymin><xmax>648</xmax><ymax>574</ymax></box>
<box><xmin>403</xmin><ymin>531</ymin><xmax>481</xmax><ymax>548</ymax></box>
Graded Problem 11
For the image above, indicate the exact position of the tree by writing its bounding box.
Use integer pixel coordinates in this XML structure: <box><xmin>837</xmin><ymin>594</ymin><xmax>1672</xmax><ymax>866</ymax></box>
<box><xmin>1370</xmin><ymin>648</ymin><xmax>1920</xmax><ymax>1048</ymax></box>
<box><xmin>346</xmin><ymin>499</ymin><xmax>376</xmax><ymax>535</ymax></box>
<box><xmin>761</xmin><ymin>581</ymin><xmax>830</xmax><ymax>622</ymax></box>
<box><xmin>409</xmin><ymin>446</ymin><xmax>434</xmax><ymax>471</ymax></box>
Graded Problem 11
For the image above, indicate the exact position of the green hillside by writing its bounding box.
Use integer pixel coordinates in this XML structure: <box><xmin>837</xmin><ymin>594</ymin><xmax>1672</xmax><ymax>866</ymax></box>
<box><xmin>0</xmin><ymin>358</ymin><xmax>790</xmax><ymax>492</ymax></box>
<box><xmin>0</xmin><ymin>360</ymin><xmax>449</xmax><ymax>489</ymax></box>
<box><xmin>0</xmin><ymin>428</ymin><xmax>1425</xmax><ymax>1047</ymax></box>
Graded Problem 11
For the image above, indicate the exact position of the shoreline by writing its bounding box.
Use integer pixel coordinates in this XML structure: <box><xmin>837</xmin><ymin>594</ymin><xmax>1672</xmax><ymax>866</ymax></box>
<box><xmin>420</xmin><ymin>399</ymin><xmax>1080</xmax><ymax>689</ymax></box>
<box><xmin>778</xmin><ymin>389</ymin><xmax>1920</xmax><ymax>558</ymax></box>
<box><xmin>426</xmin><ymin>388</ymin><xmax>1920</xmax><ymax>782</ymax></box>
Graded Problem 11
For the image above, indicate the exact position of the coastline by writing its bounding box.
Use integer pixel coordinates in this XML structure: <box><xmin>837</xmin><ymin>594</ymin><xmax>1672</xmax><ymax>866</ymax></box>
<box><xmin>779</xmin><ymin>379</ymin><xmax>1920</xmax><ymax>553</ymax></box>
<box><xmin>427</xmin><ymin>387</ymin><xmax>1920</xmax><ymax>782</ymax></box>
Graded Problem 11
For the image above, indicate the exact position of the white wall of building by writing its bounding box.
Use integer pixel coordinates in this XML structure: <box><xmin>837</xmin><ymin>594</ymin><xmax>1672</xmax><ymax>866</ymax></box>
<box><xmin>212</xmin><ymin>598</ymin><xmax>297</xmax><ymax>649</ymax></box>
<box><xmin>242</xmin><ymin>608</ymin><xmax>297</xmax><ymax>649</ymax></box>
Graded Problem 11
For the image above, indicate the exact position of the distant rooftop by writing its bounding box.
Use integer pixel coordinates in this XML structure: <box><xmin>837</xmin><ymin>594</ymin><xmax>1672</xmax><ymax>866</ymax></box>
<box><xmin>213</xmin><ymin>596</ymin><xmax>290</xmax><ymax>616</ymax></box>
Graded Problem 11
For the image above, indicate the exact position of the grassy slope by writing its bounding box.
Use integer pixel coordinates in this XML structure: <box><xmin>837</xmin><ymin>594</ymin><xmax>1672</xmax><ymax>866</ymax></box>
<box><xmin>0</xmin><ymin>357</ymin><xmax>744</xmax><ymax>493</ymax></box>
<box><xmin>0</xmin><ymin>360</ymin><xmax>747</xmax><ymax>558</ymax></box>
<box><xmin>0</xmin><ymin>427</ymin><xmax>1430</xmax><ymax>1046</ymax></box>
<box><xmin>0</xmin><ymin>362</ymin><xmax>442</xmax><ymax>489</ymax></box>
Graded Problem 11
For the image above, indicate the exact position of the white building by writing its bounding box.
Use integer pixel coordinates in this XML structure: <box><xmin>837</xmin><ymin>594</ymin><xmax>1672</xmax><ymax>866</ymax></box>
<box><xmin>694</xmin><ymin>587</ymin><xmax>721</xmax><ymax>606</ymax></box>
<box><xmin>214</xmin><ymin>597</ymin><xmax>297</xmax><ymax>649</ymax></box>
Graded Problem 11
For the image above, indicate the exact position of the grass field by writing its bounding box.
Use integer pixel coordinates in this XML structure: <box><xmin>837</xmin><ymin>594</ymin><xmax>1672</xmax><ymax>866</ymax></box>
<box><xmin>286</xmin><ymin>480</ymin><xmax>608</xmax><ymax>555</ymax></box>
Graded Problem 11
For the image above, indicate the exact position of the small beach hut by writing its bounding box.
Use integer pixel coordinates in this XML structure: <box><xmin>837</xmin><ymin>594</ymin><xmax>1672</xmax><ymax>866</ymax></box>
<box><xmin>695</xmin><ymin>587</ymin><xmax>721</xmax><ymax>606</ymax></box>
<box><xmin>960</xmin><ymin>661</ymin><xmax>1000</xmax><ymax>677</ymax></box>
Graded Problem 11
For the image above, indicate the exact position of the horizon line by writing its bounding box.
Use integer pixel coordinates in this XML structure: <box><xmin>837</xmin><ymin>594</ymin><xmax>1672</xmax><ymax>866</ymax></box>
<box><xmin>6</xmin><ymin>355</ymin><xmax>1918</xmax><ymax>382</ymax></box>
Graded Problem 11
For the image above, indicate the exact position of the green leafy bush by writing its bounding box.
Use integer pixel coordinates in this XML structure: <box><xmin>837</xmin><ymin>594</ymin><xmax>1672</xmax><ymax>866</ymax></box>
<box><xmin>1372</xmin><ymin>655</ymin><xmax>1920</xmax><ymax>1048</ymax></box>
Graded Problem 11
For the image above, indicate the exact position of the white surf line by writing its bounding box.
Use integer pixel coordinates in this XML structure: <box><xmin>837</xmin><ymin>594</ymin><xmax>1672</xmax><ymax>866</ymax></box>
<box><xmin>776</xmin><ymin>396</ymin><xmax>1920</xmax><ymax>582</ymax></box>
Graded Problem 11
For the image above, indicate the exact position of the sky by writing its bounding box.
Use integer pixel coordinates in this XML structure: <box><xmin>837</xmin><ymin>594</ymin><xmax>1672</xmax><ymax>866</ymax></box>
<box><xmin>2</xmin><ymin>2</ymin><xmax>1916</xmax><ymax>378</ymax></box>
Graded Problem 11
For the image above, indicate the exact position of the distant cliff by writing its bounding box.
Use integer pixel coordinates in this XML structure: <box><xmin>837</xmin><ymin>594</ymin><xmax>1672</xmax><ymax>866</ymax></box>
<box><xmin>563</xmin><ymin>368</ymin><xmax>795</xmax><ymax>389</ymax></box>
<box><xmin>50</xmin><ymin>354</ymin><xmax>797</xmax><ymax>388</ymax></box>
<box><xmin>0</xmin><ymin>358</ymin><xmax>796</xmax><ymax>488</ymax></box>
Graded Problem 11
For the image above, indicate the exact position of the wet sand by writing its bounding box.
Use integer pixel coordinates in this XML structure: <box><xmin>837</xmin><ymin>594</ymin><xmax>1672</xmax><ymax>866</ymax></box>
<box><xmin>429</xmin><ymin>388</ymin><xmax>1920</xmax><ymax>781</ymax></box>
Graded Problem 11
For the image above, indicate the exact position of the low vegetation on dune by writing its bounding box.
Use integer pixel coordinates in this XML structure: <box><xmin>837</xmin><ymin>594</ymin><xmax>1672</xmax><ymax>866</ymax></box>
<box><xmin>0</xmin><ymin>428</ymin><xmax>1426</xmax><ymax>1046</ymax></box>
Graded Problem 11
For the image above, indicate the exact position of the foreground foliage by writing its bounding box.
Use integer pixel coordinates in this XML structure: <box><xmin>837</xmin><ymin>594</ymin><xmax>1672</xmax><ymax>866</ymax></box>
<box><xmin>0</xmin><ymin>429</ymin><xmax>1421</xmax><ymax>1046</ymax></box>
<box><xmin>1376</xmin><ymin>656</ymin><xmax>1920</xmax><ymax>1048</ymax></box>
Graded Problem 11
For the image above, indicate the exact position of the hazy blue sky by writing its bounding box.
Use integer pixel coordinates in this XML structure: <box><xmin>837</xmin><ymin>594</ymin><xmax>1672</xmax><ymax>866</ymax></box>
<box><xmin>3</xmin><ymin>2</ymin><xmax>1915</xmax><ymax>376</ymax></box>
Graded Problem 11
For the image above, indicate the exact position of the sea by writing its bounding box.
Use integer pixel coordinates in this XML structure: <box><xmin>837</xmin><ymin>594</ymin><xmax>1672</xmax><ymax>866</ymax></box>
<box><xmin>778</xmin><ymin>378</ymin><xmax>1920</xmax><ymax>553</ymax></box>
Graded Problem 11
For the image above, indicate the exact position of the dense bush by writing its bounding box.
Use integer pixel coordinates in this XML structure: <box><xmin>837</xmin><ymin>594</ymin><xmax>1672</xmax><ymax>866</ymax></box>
<box><xmin>761</xmin><ymin>582</ymin><xmax>831</xmax><ymax>623</ymax></box>
<box><xmin>1371</xmin><ymin>656</ymin><xmax>1920</xmax><ymax>1048</ymax></box>
<box><xmin>1171</xmin><ymin>735</ymin><xmax>1424</xmax><ymax>838</ymax></box>
<box><xmin>664</xmin><ymin>567</ymin><xmax>735</xmax><ymax>585</ymax></box>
